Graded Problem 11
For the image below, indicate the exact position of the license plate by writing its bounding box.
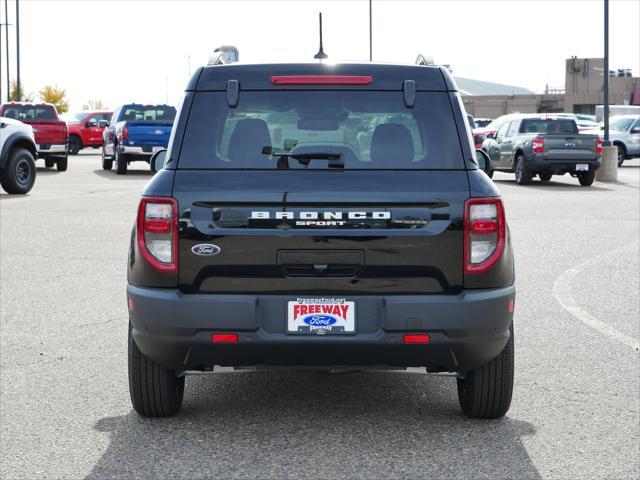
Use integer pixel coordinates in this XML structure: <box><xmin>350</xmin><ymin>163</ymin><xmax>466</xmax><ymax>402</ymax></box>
<box><xmin>287</xmin><ymin>298</ymin><xmax>355</xmax><ymax>334</ymax></box>
<box><xmin>576</xmin><ymin>164</ymin><xmax>589</xmax><ymax>171</ymax></box>
<box><xmin>152</xmin><ymin>146</ymin><xmax>164</xmax><ymax>153</ymax></box>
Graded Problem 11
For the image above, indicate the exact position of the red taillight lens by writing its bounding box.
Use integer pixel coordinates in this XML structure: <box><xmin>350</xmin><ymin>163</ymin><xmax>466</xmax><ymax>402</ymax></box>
<box><xmin>271</xmin><ymin>75</ymin><xmax>373</xmax><ymax>85</ymax></box>
<box><xmin>596</xmin><ymin>137</ymin><xmax>602</xmax><ymax>155</ymax></box>
<box><xmin>403</xmin><ymin>334</ymin><xmax>430</xmax><ymax>344</ymax></box>
<box><xmin>137</xmin><ymin>197</ymin><xmax>178</xmax><ymax>272</ymax></box>
<box><xmin>121</xmin><ymin>124</ymin><xmax>128</xmax><ymax>141</ymax></box>
<box><xmin>464</xmin><ymin>198</ymin><xmax>506</xmax><ymax>274</ymax></box>
<box><xmin>212</xmin><ymin>333</ymin><xmax>238</xmax><ymax>343</ymax></box>
<box><xmin>532</xmin><ymin>137</ymin><xmax>544</xmax><ymax>153</ymax></box>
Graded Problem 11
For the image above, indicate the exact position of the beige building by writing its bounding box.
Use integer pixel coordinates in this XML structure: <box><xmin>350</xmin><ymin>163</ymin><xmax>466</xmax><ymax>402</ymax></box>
<box><xmin>462</xmin><ymin>57</ymin><xmax>640</xmax><ymax>118</ymax></box>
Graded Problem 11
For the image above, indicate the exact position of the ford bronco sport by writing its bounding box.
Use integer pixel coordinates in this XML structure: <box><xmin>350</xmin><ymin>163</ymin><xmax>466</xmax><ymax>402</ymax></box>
<box><xmin>127</xmin><ymin>63</ymin><xmax>516</xmax><ymax>419</ymax></box>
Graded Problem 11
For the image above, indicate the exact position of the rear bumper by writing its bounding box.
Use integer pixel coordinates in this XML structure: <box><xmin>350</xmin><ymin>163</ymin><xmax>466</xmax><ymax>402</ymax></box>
<box><xmin>127</xmin><ymin>285</ymin><xmax>516</xmax><ymax>372</ymax></box>
<box><xmin>119</xmin><ymin>145</ymin><xmax>165</xmax><ymax>156</ymax></box>
<box><xmin>37</xmin><ymin>144</ymin><xmax>66</xmax><ymax>155</ymax></box>
<box><xmin>527</xmin><ymin>154</ymin><xmax>600</xmax><ymax>173</ymax></box>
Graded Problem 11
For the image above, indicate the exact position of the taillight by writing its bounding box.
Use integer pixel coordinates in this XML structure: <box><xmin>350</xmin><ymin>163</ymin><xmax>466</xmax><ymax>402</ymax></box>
<box><xmin>136</xmin><ymin>197</ymin><xmax>178</xmax><ymax>272</ymax></box>
<box><xmin>464</xmin><ymin>198</ymin><xmax>506</xmax><ymax>274</ymax></box>
<box><xmin>532</xmin><ymin>137</ymin><xmax>544</xmax><ymax>153</ymax></box>
<box><xmin>596</xmin><ymin>137</ymin><xmax>602</xmax><ymax>155</ymax></box>
<box><xmin>121</xmin><ymin>124</ymin><xmax>129</xmax><ymax>141</ymax></box>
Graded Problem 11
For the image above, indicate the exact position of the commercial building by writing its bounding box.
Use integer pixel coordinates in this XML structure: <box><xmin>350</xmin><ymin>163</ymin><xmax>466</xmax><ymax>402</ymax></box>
<box><xmin>461</xmin><ymin>57</ymin><xmax>640</xmax><ymax>119</ymax></box>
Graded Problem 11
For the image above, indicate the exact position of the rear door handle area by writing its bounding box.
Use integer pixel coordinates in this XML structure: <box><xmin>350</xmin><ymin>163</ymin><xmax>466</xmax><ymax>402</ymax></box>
<box><xmin>277</xmin><ymin>250</ymin><xmax>364</xmax><ymax>277</ymax></box>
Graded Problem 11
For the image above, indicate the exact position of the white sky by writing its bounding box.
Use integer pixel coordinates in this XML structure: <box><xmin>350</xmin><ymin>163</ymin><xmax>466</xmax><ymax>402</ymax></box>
<box><xmin>1</xmin><ymin>0</ymin><xmax>638</xmax><ymax>111</ymax></box>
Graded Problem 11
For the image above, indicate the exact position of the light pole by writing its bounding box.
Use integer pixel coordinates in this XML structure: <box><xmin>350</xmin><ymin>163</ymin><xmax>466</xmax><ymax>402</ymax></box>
<box><xmin>603</xmin><ymin>0</ymin><xmax>610</xmax><ymax>146</ymax></box>
<box><xmin>15</xmin><ymin>0</ymin><xmax>20</xmax><ymax>101</ymax></box>
<box><xmin>4</xmin><ymin>0</ymin><xmax>9</xmax><ymax>101</ymax></box>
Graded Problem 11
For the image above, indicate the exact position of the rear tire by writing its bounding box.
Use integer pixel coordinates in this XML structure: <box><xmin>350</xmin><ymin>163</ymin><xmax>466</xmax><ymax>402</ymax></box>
<box><xmin>128</xmin><ymin>323</ymin><xmax>184</xmax><ymax>417</ymax></box>
<box><xmin>616</xmin><ymin>144</ymin><xmax>625</xmax><ymax>167</ymax></box>
<box><xmin>578</xmin><ymin>171</ymin><xmax>595</xmax><ymax>186</ymax></box>
<box><xmin>0</xmin><ymin>148</ymin><xmax>36</xmax><ymax>194</ymax></box>
<box><xmin>514</xmin><ymin>155</ymin><xmax>532</xmax><ymax>185</ymax></box>
<box><xmin>539</xmin><ymin>172</ymin><xmax>552</xmax><ymax>182</ymax></box>
<box><xmin>56</xmin><ymin>156</ymin><xmax>68</xmax><ymax>172</ymax></box>
<box><xmin>457</xmin><ymin>324</ymin><xmax>514</xmax><ymax>419</ymax></box>
<box><xmin>68</xmin><ymin>135</ymin><xmax>82</xmax><ymax>155</ymax></box>
<box><xmin>115</xmin><ymin>148</ymin><xmax>127</xmax><ymax>175</ymax></box>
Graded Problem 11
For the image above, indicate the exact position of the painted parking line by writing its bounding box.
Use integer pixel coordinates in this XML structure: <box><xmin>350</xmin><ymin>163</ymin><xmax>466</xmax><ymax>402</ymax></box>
<box><xmin>553</xmin><ymin>243</ymin><xmax>640</xmax><ymax>351</ymax></box>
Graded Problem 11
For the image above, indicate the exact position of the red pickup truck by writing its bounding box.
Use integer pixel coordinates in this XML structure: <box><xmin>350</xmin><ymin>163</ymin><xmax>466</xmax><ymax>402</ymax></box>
<box><xmin>0</xmin><ymin>102</ymin><xmax>68</xmax><ymax>171</ymax></box>
<box><xmin>64</xmin><ymin>110</ymin><xmax>113</xmax><ymax>155</ymax></box>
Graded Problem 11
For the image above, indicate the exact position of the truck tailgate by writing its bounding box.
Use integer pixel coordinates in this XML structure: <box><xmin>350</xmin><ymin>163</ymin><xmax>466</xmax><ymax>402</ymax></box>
<box><xmin>125</xmin><ymin>121</ymin><xmax>172</xmax><ymax>146</ymax></box>
<box><xmin>29</xmin><ymin>121</ymin><xmax>67</xmax><ymax>145</ymax></box>
<box><xmin>543</xmin><ymin>134</ymin><xmax>598</xmax><ymax>161</ymax></box>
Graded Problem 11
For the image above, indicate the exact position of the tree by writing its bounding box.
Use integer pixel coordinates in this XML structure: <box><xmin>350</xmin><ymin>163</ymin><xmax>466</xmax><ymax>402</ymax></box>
<box><xmin>82</xmin><ymin>99</ymin><xmax>106</xmax><ymax>110</ymax></box>
<box><xmin>8</xmin><ymin>80</ymin><xmax>35</xmax><ymax>102</ymax></box>
<box><xmin>39</xmin><ymin>85</ymin><xmax>69</xmax><ymax>114</ymax></box>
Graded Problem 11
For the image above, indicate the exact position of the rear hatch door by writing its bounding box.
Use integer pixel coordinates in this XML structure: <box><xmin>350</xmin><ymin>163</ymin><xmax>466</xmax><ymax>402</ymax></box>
<box><xmin>173</xmin><ymin>88</ymin><xmax>470</xmax><ymax>295</ymax></box>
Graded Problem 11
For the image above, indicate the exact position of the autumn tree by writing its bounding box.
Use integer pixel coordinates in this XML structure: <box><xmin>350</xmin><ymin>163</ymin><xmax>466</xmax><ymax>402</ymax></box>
<box><xmin>8</xmin><ymin>80</ymin><xmax>35</xmax><ymax>102</ymax></box>
<box><xmin>39</xmin><ymin>85</ymin><xmax>69</xmax><ymax>114</ymax></box>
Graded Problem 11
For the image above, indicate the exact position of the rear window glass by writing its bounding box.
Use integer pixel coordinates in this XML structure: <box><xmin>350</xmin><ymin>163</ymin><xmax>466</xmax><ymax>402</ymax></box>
<box><xmin>120</xmin><ymin>106</ymin><xmax>176</xmax><ymax>122</ymax></box>
<box><xmin>178</xmin><ymin>91</ymin><xmax>465</xmax><ymax>169</ymax></box>
<box><xmin>520</xmin><ymin>118</ymin><xmax>578</xmax><ymax>134</ymax></box>
<box><xmin>2</xmin><ymin>105</ymin><xmax>56</xmax><ymax>121</ymax></box>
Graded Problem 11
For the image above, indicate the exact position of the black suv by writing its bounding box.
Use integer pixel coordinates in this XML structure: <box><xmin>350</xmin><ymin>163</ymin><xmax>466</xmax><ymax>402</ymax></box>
<box><xmin>127</xmin><ymin>63</ymin><xmax>516</xmax><ymax>419</ymax></box>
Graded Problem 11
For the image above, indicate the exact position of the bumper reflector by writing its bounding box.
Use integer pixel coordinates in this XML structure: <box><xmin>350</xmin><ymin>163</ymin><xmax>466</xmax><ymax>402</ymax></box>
<box><xmin>212</xmin><ymin>333</ymin><xmax>238</xmax><ymax>343</ymax></box>
<box><xmin>127</xmin><ymin>298</ymin><xmax>135</xmax><ymax>311</ymax></box>
<box><xmin>403</xmin><ymin>334</ymin><xmax>430</xmax><ymax>344</ymax></box>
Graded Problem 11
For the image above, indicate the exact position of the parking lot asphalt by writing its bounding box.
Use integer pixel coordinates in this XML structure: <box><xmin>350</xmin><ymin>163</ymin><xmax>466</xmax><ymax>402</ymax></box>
<box><xmin>1</xmin><ymin>153</ymin><xmax>639</xmax><ymax>479</ymax></box>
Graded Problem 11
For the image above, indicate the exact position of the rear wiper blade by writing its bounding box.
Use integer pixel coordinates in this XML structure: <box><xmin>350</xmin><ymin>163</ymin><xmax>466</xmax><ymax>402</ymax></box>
<box><xmin>290</xmin><ymin>152</ymin><xmax>344</xmax><ymax>168</ymax></box>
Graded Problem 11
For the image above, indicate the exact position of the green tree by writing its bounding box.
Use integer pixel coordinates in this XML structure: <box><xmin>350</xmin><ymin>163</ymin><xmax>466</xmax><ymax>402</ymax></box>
<box><xmin>82</xmin><ymin>99</ymin><xmax>106</xmax><ymax>110</ymax></box>
<box><xmin>39</xmin><ymin>85</ymin><xmax>69</xmax><ymax>113</ymax></box>
<box><xmin>8</xmin><ymin>79</ymin><xmax>35</xmax><ymax>102</ymax></box>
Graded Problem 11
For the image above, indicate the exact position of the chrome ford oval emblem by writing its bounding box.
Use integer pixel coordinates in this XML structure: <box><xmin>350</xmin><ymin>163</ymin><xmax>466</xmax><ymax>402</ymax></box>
<box><xmin>191</xmin><ymin>244</ymin><xmax>221</xmax><ymax>256</ymax></box>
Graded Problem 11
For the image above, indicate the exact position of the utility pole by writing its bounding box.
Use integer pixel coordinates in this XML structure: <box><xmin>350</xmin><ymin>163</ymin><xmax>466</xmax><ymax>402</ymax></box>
<box><xmin>15</xmin><ymin>0</ymin><xmax>20</xmax><ymax>101</ymax></box>
<box><xmin>4</xmin><ymin>0</ymin><xmax>9</xmax><ymax>101</ymax></box>
<box><xmin>369</xmin><ymin>0</ymin><xmax>372</xmax><ymax>61</ymax></box>
<box><xmin>603</xmin><ymin>0</ymin><xmax>610</xmax><ymax>146</ymax></box>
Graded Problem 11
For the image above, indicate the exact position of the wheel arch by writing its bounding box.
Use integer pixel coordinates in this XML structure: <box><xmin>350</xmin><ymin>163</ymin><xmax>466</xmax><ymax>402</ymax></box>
<box><xmin>0</xmin><ymin>134</ymin><xmax>37</xmax><ymax>169</ymax></box>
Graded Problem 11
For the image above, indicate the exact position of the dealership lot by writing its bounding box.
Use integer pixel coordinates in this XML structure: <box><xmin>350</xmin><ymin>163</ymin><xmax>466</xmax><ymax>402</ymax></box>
<box><xmin>1</xmin><ymin>154</ymin><xmax>638</xmax><ymax>479</ymax></box>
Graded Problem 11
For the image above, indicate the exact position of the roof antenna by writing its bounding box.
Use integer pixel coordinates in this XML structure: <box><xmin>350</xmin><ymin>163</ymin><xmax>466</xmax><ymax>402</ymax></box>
<box><xmin>314</xmin><ymin>12</ymin><xmax>328</xmax><ymax>61</ymax></box>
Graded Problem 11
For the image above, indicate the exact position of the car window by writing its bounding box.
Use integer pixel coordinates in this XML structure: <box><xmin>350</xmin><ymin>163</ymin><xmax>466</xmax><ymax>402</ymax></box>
<box><xmin>178</xmin><ymin>91</ymin><xmax>465</xmax><ymax>170</ymax></box>
<box><xmin>520</xmin><ymin>118</ymin><xmax>578</xmax><ymax>134</ymax></box>
<box><xmin>495</xmin><ymin>123</ymin><xmax>509</xmax><ymax>139</ymax></box>
<box><xmin>2</xmin><ymin>105</ymin><xmax>56</xmax><ymax>121</ymax></box>
<box><xmin>507</xmin><ymin>121</ymin><xmax>519</xmax><ymax>137</ymax></box>
<box><xmin>121</xmin><ymin>106</ymin><xmax>176</xmax><ymax>122</ymax></box>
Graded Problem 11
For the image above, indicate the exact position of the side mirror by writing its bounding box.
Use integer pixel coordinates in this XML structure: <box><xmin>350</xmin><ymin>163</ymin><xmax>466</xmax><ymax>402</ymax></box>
<box><xmin>86</xmin><ymin>119</ymin><xmax>98</xmax><ymax>127</ymax></box>
<box><xmin>98</xmin><ymin>120</ymin><xmax>109</xmax><ymax>128</ymax></box>
<box><xmin>150</xmin><ymin>149</ymin><xmax>167</xmax><ymax>173</ymax></box>
<box><xmin>475</xmin><ymin>149</ymin><xmax>492</xmax><ymax>175</ymax></box>
<box><xmin>631</xmin><ymin>127</ymin><xmax>640</xmax><ymax>134</ymax></box>
<box><xmin>486</xmin><ymin>132</ymin><xmax>495</xmax><ymax>139</ymax></box>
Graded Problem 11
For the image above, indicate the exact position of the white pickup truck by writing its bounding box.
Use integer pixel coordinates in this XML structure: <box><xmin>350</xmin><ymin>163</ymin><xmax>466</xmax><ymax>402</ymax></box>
<box><xmin>0</xmin><ymin>116</ymin><xmax>38</xmax><ymax>194</ymax></box>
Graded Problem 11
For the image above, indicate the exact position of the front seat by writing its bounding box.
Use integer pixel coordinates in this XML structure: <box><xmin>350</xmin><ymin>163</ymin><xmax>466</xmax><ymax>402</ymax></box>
<box><xmin>370</xmin><ymin>123</ymin><xmax>415</xmax><ymax>166</ymax></box>
<box><xmin>227</xmin><ymin>119</ymin><xmax>272</xmax><ymax>167</ymax></box>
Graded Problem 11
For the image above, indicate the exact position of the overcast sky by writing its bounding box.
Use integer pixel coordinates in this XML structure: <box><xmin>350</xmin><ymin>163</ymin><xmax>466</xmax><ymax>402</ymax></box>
<box><xmin>1</xmin><ymin>0</ymin><xmax>638</xmax><ymax>111</ymax></box>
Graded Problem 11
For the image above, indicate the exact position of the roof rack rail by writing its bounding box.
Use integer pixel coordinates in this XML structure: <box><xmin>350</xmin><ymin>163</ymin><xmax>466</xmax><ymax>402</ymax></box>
<box><xmin>207</xmin><ymin>45</ymin><xmax>239</xmax><ymax>66</ymax></box>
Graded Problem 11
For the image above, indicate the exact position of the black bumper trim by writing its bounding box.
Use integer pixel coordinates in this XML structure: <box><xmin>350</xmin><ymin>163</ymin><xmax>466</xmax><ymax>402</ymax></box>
<box><xmin>127</xmin><ymin>285</ymin><xmax>515</xmax><ymax>371</ymax></box>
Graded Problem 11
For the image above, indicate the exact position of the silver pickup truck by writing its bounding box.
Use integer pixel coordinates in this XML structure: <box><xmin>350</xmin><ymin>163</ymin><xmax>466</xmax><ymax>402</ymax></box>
<box><xmin>483</xmin><ymin>114</ymin><xmax>601</xmax><ymax>186</ymax></box>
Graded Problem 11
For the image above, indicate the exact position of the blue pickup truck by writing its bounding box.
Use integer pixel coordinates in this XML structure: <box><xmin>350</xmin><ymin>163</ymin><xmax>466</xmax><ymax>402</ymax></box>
<box><xmin>101</xmin><ymin>104</ymin><xmax>176</xmax><ymax>174</ymax></box>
